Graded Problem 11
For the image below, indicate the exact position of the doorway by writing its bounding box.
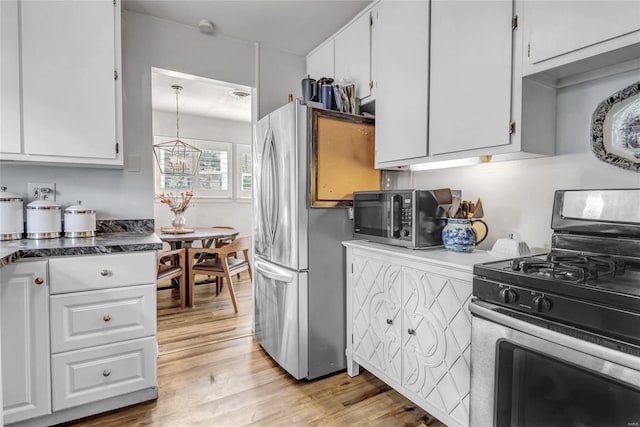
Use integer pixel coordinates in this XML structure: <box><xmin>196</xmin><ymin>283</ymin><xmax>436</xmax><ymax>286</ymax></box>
<box><xmin>151</xmin><ymin>68</ymin><xmax>255</xmax><ymax>355</ymax></box>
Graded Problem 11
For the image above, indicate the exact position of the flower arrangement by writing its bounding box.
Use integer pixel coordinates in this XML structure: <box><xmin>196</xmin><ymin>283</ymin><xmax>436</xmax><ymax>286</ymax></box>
<box><xmin>158</xmin><ymin>191</ymin><xmax>193</xmax><ymax>213</ymax></box>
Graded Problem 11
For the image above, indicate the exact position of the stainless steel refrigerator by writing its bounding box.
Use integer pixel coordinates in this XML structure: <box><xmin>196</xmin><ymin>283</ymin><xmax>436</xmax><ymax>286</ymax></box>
<box><xmin>253</xmin><ymin>100</ymin><xmax>362</xmax><ymax>380</ymax></box>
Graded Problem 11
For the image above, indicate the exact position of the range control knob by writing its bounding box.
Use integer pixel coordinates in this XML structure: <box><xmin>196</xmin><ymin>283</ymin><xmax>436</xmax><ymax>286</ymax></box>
<box><xmin>498</xmin><ymin>288</ymin><xmax>518</xmax><ymax>304</ymax></box>
<box><xmin>533</xmin><ymin>296</ymin><xmax>552</xmax><ymax>312</ymax></box>
<box><xmin>400</xmin><ymin>229</ymin><xmax>410</xmax><ymax>237</ymax></box>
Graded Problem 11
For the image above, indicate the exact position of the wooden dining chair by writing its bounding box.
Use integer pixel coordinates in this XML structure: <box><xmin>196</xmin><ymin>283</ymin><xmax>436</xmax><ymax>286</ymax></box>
<box><xmin>187</xmin><ymin>236</ymin><xmax>252</xmax><ymax>312</ymax></box>
<box><xmin>200</xmin><ymin>225</ymin><xmax>239</xmax><ymax>294</ymax></box>
<box><xmin>156</xmin><ymin>248</ymin><xmax>186</xmax><ymax>309</ymax></box>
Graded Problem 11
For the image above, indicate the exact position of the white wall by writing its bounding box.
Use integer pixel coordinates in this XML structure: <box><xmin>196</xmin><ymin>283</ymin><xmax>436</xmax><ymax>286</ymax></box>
<box><xmin>0</xmin><ymin>11</ymin><xmax>305</xmax><ymax>221</ymax></box>
<box><xmin>412</xmin><ymin>69</ymin><xmax>640</xmax><ymax>251</ymax></box>
<box><xmin>258</xmin><ymin>44</ymin><xmax>305</xmax><ymax>119</ymax></box>
<box><xmin>152</xmin><ymin>111</ymin><xmax>253</xmax><ymax>236</ymax></box>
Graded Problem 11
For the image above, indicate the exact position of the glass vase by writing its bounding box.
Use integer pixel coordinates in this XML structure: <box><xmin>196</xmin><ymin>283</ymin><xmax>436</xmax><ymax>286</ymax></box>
<box><xmin>171</xmin><ymin>211</ymin><xmax>187</xmax><ymax>231</ymax></box>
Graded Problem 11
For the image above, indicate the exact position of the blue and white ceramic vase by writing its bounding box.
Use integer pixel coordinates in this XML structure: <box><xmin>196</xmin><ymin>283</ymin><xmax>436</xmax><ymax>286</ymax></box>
<box><xmin>442</xmin><ymin>218</ymin><xmax>488</xmax><ymax>253</ymax></box>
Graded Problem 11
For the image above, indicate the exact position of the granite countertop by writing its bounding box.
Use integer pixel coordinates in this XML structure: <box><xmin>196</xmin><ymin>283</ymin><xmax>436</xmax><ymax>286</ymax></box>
<box><xmin>0</xmin><ymin>233</ymin><xmax>163</xmax><ymax>267</ymax></box>
<box><xmin>342</xmin><ymin>239</ymin><xmax>505</xmax><ymax>271</ymax></box>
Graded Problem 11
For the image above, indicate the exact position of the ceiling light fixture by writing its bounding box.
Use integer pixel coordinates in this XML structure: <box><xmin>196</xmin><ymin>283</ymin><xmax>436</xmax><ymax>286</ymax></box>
<box><xmin>153</xmin><ymin>85</ymin><xmax>202</xmax><ymax>176</ymax></box>
<box><xmin>198</xmin><ymin>19</ymin><xmax>214</xmax><ymax>34</ymax></box>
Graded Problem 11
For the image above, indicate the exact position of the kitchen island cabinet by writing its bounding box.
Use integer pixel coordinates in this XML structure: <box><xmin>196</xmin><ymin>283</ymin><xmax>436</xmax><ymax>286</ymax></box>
<box><xmin>0</xmin><ymin>0</ymin><xmax>123</xmax><ymax>167</ymax></box>
<box><xmin>344</xmin><ymin>240</ymin><xmax>498</xmax><ymax>427</ymax></box>
<box><xmin>0</xmin><ymin>260</ymin><xmax>50</xmax><ymax>425</ymax></box>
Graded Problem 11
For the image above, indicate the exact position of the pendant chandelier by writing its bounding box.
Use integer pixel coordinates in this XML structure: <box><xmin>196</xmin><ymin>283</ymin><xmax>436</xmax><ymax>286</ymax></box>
<box><xmin>153</xmin><ymin>85</ymin><xmax>202</xmax><ymax>175</ymax></box>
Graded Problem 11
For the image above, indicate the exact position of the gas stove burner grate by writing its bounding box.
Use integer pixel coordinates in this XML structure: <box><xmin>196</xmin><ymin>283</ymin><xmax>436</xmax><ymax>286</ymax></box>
<box><xmin>510</xmin><ymin>254</ymin><xmax>627</xmax><ymax>283</ymax></box>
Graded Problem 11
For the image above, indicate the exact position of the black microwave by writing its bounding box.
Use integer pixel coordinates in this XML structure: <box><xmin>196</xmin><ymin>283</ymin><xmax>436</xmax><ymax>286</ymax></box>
<box><xmin>353</xmin><ymin>190</ymin><xmax>449</xmax><ymax>249</ymax></box>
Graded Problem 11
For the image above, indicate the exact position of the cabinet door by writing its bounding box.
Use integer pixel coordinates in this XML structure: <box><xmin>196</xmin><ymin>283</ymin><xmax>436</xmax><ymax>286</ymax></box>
<box><xmin>402</xmin><ymin>267</ymin><xmax>472</xmax><ymax>426</ymax></box>
<box><xmin>525</xmin><ymin>1</ymin><xmax>640</xmax><ymax>67</ymax></box>
<box><xmin>351</xmin><ymin>253</ymin><xmax>402</xmax><ymax>384</ymax></box>
<box><xmin>20</xmin><ymin>0</ymin><xmax>120</xmax><ymax>162</ymax></box>
<box><xmin>373</xmin><ymin>1</ymin><xmax>429</xmax><ymax>165</ymax></box>
<box><xmin>307</xmin><ymin>40</ymin><xmax>334</xmax><ymax>81</ymax></box>
<box><xmin>0</xmin><ymin>260</ymin><xmax>51</xmax><ymax>424</ymax></box>
<box><xmin>334</xmin><ymin>11</ymin><xmax>372</xmax><ymax>100</ymax></box>
<box><xmin>0</xmin><ymin>0</ymin><xmax>21</xmax><ymax>154</ymax></box>
<box><xmin>429</xmin><ymin>1</ymin><xmax>513</xmax><ymax>155</ymax></box>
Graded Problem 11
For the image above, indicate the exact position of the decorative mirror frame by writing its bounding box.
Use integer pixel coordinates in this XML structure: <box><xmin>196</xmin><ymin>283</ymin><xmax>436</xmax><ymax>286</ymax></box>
<box><xmin>591</xmin><ymin>81</ymin><xmax>640</xmax><ymax>173</ymax></box>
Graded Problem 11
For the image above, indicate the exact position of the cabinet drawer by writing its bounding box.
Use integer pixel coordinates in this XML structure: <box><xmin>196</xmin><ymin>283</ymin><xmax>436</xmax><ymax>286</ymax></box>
<box><xmin>50</xmin><ymin>284</ymin><xmax>156</xmax><ymax>353</ymax></box>
<box><xmin>49</xmin><ymin>252</ymin><xmax>155</xmax><ymax>294</ymax></box>
<box><xmin>51</xmin><ymin>337</ymin><xmax>157</xmax><ymax>411</ymax></box>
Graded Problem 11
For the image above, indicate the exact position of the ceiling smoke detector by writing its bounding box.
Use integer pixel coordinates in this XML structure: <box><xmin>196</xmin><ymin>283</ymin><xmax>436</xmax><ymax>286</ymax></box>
<box><xmin>229</xmin><ymin>89</ymin><xmax>251</xmax><ymax>100</ymax></box>
<box><xmin>198</xmin><ymin>19</ymin><xmax>214</xmax><ymax>34</ymax></box>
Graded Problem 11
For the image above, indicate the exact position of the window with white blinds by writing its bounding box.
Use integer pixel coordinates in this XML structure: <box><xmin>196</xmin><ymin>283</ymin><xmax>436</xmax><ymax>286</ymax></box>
<box><xmin>155</xmin><ymin>136</ymin><xmax>254</xmax><ymax>200</ymax></box>
<box><xmin>235</xmin><ymin>143</ymin><xmax>252</xmax><ymax>199</ymax></box>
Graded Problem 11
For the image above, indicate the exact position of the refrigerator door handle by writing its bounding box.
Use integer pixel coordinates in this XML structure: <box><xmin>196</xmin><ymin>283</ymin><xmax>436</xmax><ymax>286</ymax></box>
<box><xmin>255</xmin><ymin>260</ymin><xmax>294</xmax><ymax>283</ymax></box>
<box><xmin>261</xmin><ymin>128</ymin><xmax>279</xmax><ymax>244</ymax></box>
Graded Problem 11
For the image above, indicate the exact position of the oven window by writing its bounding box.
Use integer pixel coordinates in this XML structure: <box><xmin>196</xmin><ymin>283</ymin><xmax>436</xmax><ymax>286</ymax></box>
<box><xmin>354</xmin><ymin>194</ymin><xmax>387</xmax><ymax>237</ymax></box>
<box><xmin>495</xmin><ymin>342</ymin><xmax>640</xmax><ymax>427</ymax></box>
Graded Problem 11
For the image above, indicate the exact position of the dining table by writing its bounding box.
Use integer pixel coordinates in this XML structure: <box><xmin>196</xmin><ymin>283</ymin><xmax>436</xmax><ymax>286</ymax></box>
<box><xmin>157</xmin><ymin>227</ymin><xmax>240</xmax><ymax>307</ymax></box>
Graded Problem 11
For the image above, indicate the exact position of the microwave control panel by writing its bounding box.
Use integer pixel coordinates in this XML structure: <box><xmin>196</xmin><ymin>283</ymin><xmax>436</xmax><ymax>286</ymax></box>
<box><xmin>400</xmin><ymin>197</ymin><xmax>412</xmax><ymax>239</ymax></box>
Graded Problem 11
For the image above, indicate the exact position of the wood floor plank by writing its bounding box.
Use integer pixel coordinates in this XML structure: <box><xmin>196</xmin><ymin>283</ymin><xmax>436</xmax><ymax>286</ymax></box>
<box><xmin>64</xmin><ymin>274</ymin><xmax>446</xmax><ymax>427</ymax></box>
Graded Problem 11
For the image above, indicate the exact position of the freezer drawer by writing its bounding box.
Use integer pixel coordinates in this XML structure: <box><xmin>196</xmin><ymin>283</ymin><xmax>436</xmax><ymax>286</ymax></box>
<box><xmin>254</xmin><ymin>258</ymin><xmax>308</xmax><ymax>380</ymax></box>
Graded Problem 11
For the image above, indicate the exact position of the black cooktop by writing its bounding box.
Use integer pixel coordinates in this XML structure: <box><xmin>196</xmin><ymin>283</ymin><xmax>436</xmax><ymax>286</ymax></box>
<box><xmin>473</xmin><ymin>251</ymin><xmax>640</xmax><ymax>313</ymax></box>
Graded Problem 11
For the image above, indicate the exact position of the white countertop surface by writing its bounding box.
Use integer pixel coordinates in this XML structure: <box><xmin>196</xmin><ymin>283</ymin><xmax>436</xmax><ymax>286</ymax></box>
<box><xmin>342</xmin><ymin>239</ymin><xmax>507</xmax><ymax>271</ymax></box>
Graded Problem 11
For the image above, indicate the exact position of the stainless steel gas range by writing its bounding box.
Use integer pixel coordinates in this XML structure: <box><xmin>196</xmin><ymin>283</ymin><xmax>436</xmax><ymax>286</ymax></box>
<box><xmin>470</xmin><ymin>189</ymin><xmax>640</xmax><ymax>427</ymax></box>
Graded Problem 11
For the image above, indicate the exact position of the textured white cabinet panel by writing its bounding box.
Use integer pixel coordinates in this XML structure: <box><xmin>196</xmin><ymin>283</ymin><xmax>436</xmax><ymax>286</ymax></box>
<box><xmin>50</xmin><ymin>284</ymin><xmax>156</xmax><ymax>353</ymax></box>
<box><xmin>402</xmin><ymin>267</ymin><xmax>471</xmax><ymax>427</ymax></box>
<box><xmin>1</xmin><ymin>260</ymin><xmax>51</xmax><ymax>424</ymax></box>
<box><xmin>351</xmin><ymin>252</ymin><xmax>402</xmax><ymax>384</ymax></box>
<box><xmin>49</xmin><ymin>252</ymin><xmax>155</xmax><ymax>294</ymax></box>
<box><xmin>51</xmin><ymin>337</ymin><xmax>157</xmax><ymax>411</ymax></box>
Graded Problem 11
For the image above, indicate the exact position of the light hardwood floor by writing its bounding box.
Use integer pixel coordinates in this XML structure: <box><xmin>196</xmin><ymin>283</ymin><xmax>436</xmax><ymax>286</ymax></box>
<box><xmin>65</xmin><ymin>274</ymin><xmax>446</xmax><ymax>426</ymax></box>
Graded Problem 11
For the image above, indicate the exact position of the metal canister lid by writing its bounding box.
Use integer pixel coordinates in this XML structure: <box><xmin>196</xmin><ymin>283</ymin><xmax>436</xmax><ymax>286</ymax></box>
<box><xmin>0</xmin><ymin>186</ymin><xmax>23</xmax><ymax>202</ymax></box>
<box><xmin>27</xmin><ymin>200</ymin><xmax>61</xmax><ymax>210</ymax></box>
<box><xmin>64</xmin><ymin>200</ymin><xmax>95</xmax><ymax>215</ymax></box>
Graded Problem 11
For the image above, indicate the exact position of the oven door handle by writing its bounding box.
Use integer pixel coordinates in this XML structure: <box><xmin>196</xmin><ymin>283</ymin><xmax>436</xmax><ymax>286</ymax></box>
<box><xmin>470</xmin><ymin>300</ymin><xmax>640</xmax><ymax>371</ymax></box>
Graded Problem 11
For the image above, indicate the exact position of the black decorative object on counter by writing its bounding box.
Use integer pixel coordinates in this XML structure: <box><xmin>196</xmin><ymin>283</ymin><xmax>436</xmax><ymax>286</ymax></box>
<box><xmin>591</xmin><ymin>80</ymin><xmax>640</xmax><ymax>172</ymax></box>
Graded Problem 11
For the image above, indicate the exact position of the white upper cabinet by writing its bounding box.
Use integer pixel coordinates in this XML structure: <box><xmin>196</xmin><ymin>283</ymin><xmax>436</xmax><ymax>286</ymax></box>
<box><xmin>429</xmin><ymin>0</ymin><xmax>513</xmax><ymax>156</ymax></box>
<box><xmin>0</xmin><ymin>0</ymin><xmax>21</xmax><ymax>154</ymax></box>
<box><xmin>306</xmin><ymin>40</ymin><xmax>335</xmax><ymax>81</ymax></box>
<box><xmin>334</xmin><ymin>11</ymin><xmax>372</xmax><ymax>101</ymax></box>
<box><xmin>1</xmin><ymin>0</ymin><xmax>123</xmax><ymax>167</ymax></box>
<box><xmin>373</xmin><ymin>0</ymin><xmax>430</xmax><ymax>166</ymax></box>
<box><xmin>522</xmin><ymin>0</ymin><xmax>640</xmax><ymax>78</ymax></box>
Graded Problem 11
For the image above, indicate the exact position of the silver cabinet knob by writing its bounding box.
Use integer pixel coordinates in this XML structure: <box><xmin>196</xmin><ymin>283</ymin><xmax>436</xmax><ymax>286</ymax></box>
<box><xmin>407</xmin><ymin>329</ymin><xmax>416</xmax><ymax>335</ymax></box>
<box><xmin>103</xmin><ymin>314</ymin><xmax>112</xmax><ymax>322</ymax></box>
<box><xmin>34</xmin><ymin>277</ymin><xmax>45</xmax><ymax>285</ymax></box>
<box><xmin>100</xmin><ymin>269</ymin><xmax>110</xmax><ymax>277</ymax></box>
<box><xmin>103</xmin><ymin>369</ymin><xmax>111</xmax><ymax>377</ymax></box>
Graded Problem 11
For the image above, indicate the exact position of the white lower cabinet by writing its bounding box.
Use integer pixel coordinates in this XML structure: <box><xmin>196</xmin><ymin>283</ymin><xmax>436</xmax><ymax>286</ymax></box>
<box><xmin>346</xmin><ymin>244</ymin><xmax>472</xmax><ymax>427</ymax></box>
<box><xmin>0</xmin><ymin>260</ymin><xmax>51</xmax><ymax>425</ymax></box>
<box><xmin>51</xmin><ymin>337</ymin><xmax>156</xmax><ymax>411</ymax></box>
<box><xmin>0</xmin><ymin>252</ymin><xmax>157</xmax><ymax>425</ymax></box>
